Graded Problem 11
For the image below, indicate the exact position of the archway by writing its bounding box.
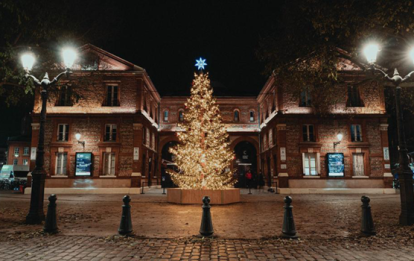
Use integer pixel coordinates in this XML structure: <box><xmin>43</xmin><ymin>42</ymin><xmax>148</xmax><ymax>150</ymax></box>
<box><xmin>161</xmin><ymin>141</ymin><xmax>179</xmax><ymax>188</ymax></box>
<box><xmin>233</xmin><ymin>141</ymin><xmax>258</xmax><ymax>188</ymax></box>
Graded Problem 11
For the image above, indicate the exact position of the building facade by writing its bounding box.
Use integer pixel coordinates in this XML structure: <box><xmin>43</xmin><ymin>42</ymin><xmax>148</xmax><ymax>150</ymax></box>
<box><xmin>28</xmin><ymin>45</ymin><xmax>392</xmax><ymax>192</ymax></box>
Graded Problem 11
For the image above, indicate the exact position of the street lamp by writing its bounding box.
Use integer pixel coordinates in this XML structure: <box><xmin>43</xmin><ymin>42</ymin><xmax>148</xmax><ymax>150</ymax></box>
<box><xmin>333</xmin><ymin>133</ymin><xmax>343</xmax><ymax>152</ymax></box>
<box><xmin>22</xmin><ymin>47</ymin><xmax>77</xmax><ymax>224</ymax></box>
<box><xmin>363</xmin><ymin>42</ymin><xmax>414</xmax><ymax>225</ymax></box>
<box><xmin>75</xmin><ymin>133</ymin><xmax>85</xmax><ymax>148</ymax></box>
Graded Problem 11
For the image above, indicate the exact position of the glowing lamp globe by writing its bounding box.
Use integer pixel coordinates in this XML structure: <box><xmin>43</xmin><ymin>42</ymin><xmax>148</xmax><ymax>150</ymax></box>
<box><xmin>21</xmin><ymin>53</ymin><xmax>35</xmax><ymax>72</ymax></box>
<box><xmin>62</xmin><ymin>48</ymin><xmax>77</xmax><ymax>68</ymax></box>
<box><xmin>363</xmin><ymin>43</ymin><xmax>380</xmax><ymax>64</ymax></box>
<box><xmin>409</xmin><ymin>48</ymin><xmax>414</xmax><ymax>64</ymax></box>
<box><xmin>75</xmin><ymin>133</ymin><xmax>81</xmax><ymax>141</ymax></box>
<box><xmin>337</xmin><ymin>133</ymin><xmax>343</xmax><ymax>142</ymax></box>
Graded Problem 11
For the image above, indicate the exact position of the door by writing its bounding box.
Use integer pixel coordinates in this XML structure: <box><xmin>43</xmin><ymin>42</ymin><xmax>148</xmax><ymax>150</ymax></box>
<box><xmin>353</xmin><ymin>154</ymin><xmax>364</xmax><ymax>176</ymax></box>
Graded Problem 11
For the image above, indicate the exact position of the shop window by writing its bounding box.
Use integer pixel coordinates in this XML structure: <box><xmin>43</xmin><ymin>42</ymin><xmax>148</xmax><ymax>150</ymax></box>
<box><xmin>103</xmin><ymin>152</ymin><xmax>116</xmax><ymax>176</ymax></box>
<box><xmin>55</xmin><ymin>152</ymin><xmax>67</xmax><ymax>175</ymax></box>
<box><xmin>347</xmin><ymin>85</ymin><xmax>364</xmax><ymax>107</ymax></box>
<box><xmin>250</xmin><ymin>111</ymin><xmax>255</xmax><ymax>122</ymax></box>
<box><xmin>57</xmin><ymin>124</ymin><xmax>69</xmax><ymax>141</ymax></box>
<box><xmin>300</xmin><ymin>88</ymin><xmax>312</xmax><ymax>107</ymax></box>
<box><xmin>57</xmin><ymin>86</ymin><xmax>73</xmax><ymax>106</ymax></box>
<box><xmin>234</xmin><ymin>110</ymin><xmax>240</xmax><ymax>122</ymax></box>
<box><xmin>302</xmin><ymin>124</ymin><xmax>315</xmax><ymax>142</ymax></box>
<box><xmin>164</xmin><ymin>110</ymin><xmax>169</xmax><ymax>122</ymax></box>
<box><xmin>351</xmin><ymin>124</ymin><xmax>363</xmax><ymax>142</ymax></box>
<box><xmin>104</xmin><ymin>124</ymin><xmax>117</xmax><ymax>142</ymax></box>
<box><xmin>353</xmin><ymin>154</ymin><xmax>365</xmax><ymax>176</ymax></box>
<box><xmin>105</xmin><ymin>85</ymin><xmax>119</xmax><ymax>106</ymax></box>
<box><xmin>23</xmin><ymin>147</ymin><xmax>29</xmax><ymax>155</ymax></box>
<box><xmin>302</xmin><ymin>152</ymin><xmax>320</xmax><ymax>175</ymax></box>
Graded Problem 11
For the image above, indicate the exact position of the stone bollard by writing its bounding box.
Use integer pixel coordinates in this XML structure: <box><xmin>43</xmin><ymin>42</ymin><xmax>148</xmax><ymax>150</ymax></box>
<box><xmin>118</xmin><ymin>195</ymin><xmax>133</xmax><ymax>235</ymax></box>
<box><xmin>281</xmin><ymin>196</ymin><xmax>298</xmax><ymax>239</ymax></box>
<box><xmin>361</xmin><ymin>195</ymin><xmax>376</xmax><ymax>236</ymax></box>
<box><xmin>44</xmin><ymin>194</ymin><xmax>58</xmax><ymax>233</ymax></box>
<box><xmin>199</xmin><ymin>196</ymin><xmax>214</xmax><ymax>237</ymax></box>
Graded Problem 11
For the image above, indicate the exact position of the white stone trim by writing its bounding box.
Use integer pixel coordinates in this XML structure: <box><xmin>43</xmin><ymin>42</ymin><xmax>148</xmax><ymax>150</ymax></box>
<box><xmin>303</xmin><ymin>175</ymin><xmax>320</xmax><ymax>178</ymax></box>
<box><xmin>99</xmin><ymin>176</ymin><xmax>116</xmax><ymax>178</ymax></box>
<box><xmin>278</xmin><ymin>173</ymin><xmax>288</xmax><ymax>177</ymax></box>
<box><xmin>131</xmin><ymin>172</ymin><xmax>141</xmax><ymax>177</ymax></box>
<box><xmin>383</xmin><ymin>173</ymin><xmax>393</xmax><ymax>177</ymax></box>
<box><xmin>352</xmin><ymin>176</ymin><xmax>369</xmax><ymax>179</ymax></box>
<box><xmin>51</xmin><ymin>175</ymin><xmax>68</xmax><ymax>178</ymax></box>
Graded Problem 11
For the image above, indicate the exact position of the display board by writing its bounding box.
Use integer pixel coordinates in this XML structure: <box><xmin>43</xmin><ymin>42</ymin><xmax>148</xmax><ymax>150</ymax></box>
<box><xmin>75</xmin><ymin>152</ymin><xmax>92</xmax><ymax>176</ymax></box>
<box><xmin>327</xmin><ymin>153</ymin><xmax>344</xmax><ymax>177</ymax></box>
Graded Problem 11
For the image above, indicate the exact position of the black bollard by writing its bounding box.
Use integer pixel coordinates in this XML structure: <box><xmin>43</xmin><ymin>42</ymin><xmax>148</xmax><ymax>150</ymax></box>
<box><xmin>44</xmin><ymin>194</ymin><xmax>58</xmax><ymax>233</ymax></box>
<box><xmin>281</xmin><ymin>196</ymin><xmax>298</xmax><ymax>239</ymax></box>
<box><xmin>361</xmin><ymin>195</ymin><xmax>376</xmax><ymax>236</ymax></box>
<box><xmin>199</xmin><ymin>196</ymin><xmax>214</xmax><ymax>237</ymax></box>
<box><xmin>118</xmin><ymin>195</ymin><xmax>133</xmax><ymax>235</ymax></box>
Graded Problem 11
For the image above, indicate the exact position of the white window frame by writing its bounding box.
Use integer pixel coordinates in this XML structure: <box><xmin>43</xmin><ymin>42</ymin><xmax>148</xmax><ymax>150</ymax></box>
<box><xmin>13</xmin><ymin>159</ymin><xmax>18</xmax><ymax>165</ymax></box>
<box><xmin>14</xmin><ymin>147</ymin><xmax>19</xmax><ymax>156</ymax></box>
<box><xmin>103</xmin><ymin>152</ymin><xmax>116</xmax><ymax>176</ymax></box>
<box><xmin>234</xmin><ymin>110</ymin><xmax>240</xmax><ymax>122</ymax></box>
<box><xmin>250</xmin><ymin>110</ymin><xmax>255</xmax><ymax>122</ymax></box>
<box><xmin>57</xmin><ymin>124</ymin><xmax>69</xmax><ymax>141</ymax></box>
<box><xmin>23</xmin><ymin>159</ymin><xmax>29</xmax><ymax>165</ymax></box>
<box><xmin>351</xmin><ymin>124</ymin><xmax>363</xmax><ymax>142</ymax></box>
<box><xmin>163</xmin><ymin>110</ymin><xmax>169</xmax><ymax>122</ymax></box>
<box><xmin>303</xmin><ymin>124</ymin><xmax>315</xmax><ymax>142</ymax></box>
<box><xmin>23</xmin><ymin>147</ymin><xmax>30</xmax><ymax>155</ymax></box>
<box><xmin>302</xmin><ymin>152</ymin><xmax>320</xmax><ymax>176</ymax></box>
<box><xmin>55</xmin><ymin>152</ymin><xmax>67</xmax><ymax>175</ymax></box>
<box><xmin>106</xmin><ymin>85</ymin><xmax>119</xmax><ymax>106</ymax></box>
<box><xmin>104</xmin><ymin>124</ymin><xmax>117</xmax><ymax>142</ymax></box>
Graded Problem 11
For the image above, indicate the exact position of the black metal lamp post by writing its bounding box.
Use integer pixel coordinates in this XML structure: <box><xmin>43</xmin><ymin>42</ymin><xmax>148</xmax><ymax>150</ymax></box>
<box><xmin>21</xmin><ymin>48</ymin><xmax>77</xmax><ymax>224</ymax></box>
<box><xmin>363</xmin><ymin>43</ymin><xmax>414</xmax><ymax>225</ymax></box>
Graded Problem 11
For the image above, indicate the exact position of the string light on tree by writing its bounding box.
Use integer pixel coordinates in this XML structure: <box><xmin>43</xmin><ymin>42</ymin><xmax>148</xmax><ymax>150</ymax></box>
<box><xmin>167</xmin><ymin>59</ymin><xmax>235</xmax><ymax>190</ymax></box>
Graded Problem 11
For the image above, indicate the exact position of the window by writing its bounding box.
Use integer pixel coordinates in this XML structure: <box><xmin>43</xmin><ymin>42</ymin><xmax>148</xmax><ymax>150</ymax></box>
<box><xmin>353</xmin><ymin>154</ymin><xmax>365</xmax><ymax>176</ymax></box>
<box><xmin>350</xmin><ymin>124</ymin><xmax>363</xmax><ymax>142</ymax></box>
<box><xmin>104</xmin><ymin>124</ymin><xmax>117</xmax><ymax>141</ymax></box>
<box><xmin>250</xmin><ymin>111</ymin><xmax>255</xmax><ymax>122</ymax></box>
<box><xmin>347</xmin><ymin>85</ymin><xmax>363</xmax><ymax>107</ymax></box>
<box><xmin>163</xmin><ymin>111</ymin><xmax>169</xmax><ymax>122</ymax></box>
<box><xmin>300</xmin><ymin>88</ymin><xmax>312</xmax><ymax>107</ymax></box>
<box><xmin>57</xmin><ymin>124</ymin><xmax>69</xmax><ymax>141</ymax></box>
<box><xmin>57</xmin><ymin>86</ymin><xmax>73</xmax><ymax>106</ymax></box>
<box><xmin>105</xmin><ymin>85</ymin><xmax>119</xmax><ymax>106</ymax></box>
<box><xmin>302</xmin><ymin>124</ymin><xmax>315</xmax><ymax>142</ymax></box>
<box><xmin>55</xmin><ymin>153</ymin><xmax>67</xmax><ymax>175</ymax></box>
<box><xmin>179</xmin><ymin>110</ymin><xmax>184</xmax><ymax>122</ymax></box>
<box><xmin>234</xmin><ymin>110</ymin><xmax>239</xmax><ymax>122</ymax></box>
<box><xmin>146</xmin><ymin>128</ymin><xmax>150</xmax><ymax>147</ymax></box>
<box><xmin>151</xmin><ymin>133</ymin><xmax>155</xmax><ymax>150</ymax></box>
<box><xmin>269</xmin><ymin>129</ymin><xmax>273</xmax><ymax>146</ymax></box>
<box><xmin>14</xmin><ymin>147</ymin><xmax>19</xmax><ymax>156</ymax></box>
<box><xmin>13</xmin><ymin>159</ymin><xmax>18</xmax><ymax>165</ymax></box>
<box><xmin>23</xmin><ymin>147</ymin><xmax>29</xmax><ymax>155</ymax></box>
<box><xmin>23</xmin><ymin>159</ymin><xmax>28</xmax><ymax>165</ymax></box>
<box><xmin>302</xmin><ymin>153</ymin><xmax>319</xmax><ymax>175</ymax></box>
<box><xmin>103</xmin><ymin>152</ymin><xmax>116</xmax><ymax>176</ymax></box>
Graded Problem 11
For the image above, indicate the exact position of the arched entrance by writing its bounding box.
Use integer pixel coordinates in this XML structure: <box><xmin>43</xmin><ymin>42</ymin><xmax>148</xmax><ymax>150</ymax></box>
<box><xmin>233</xmin><ymin>141</ymin><xmax>257</xmax><ymax>188</ymax></box>
<box><xmin>161</xmin><ymin>141</ymin><xmax>179</xmax><ymax>188</ymax></box>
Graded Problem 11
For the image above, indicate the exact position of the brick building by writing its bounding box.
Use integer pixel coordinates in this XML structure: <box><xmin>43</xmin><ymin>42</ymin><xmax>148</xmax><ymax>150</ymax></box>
<box><xmin>27</xmin><ymin>45</ymin><xmax>392</xmax><ymax>193</ymax></box>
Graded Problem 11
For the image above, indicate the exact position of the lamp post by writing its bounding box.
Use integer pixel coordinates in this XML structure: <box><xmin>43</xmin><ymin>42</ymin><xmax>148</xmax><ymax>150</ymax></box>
<box><xmin>75</xmin><ymin>133</ymin><xmax>85</xmax><ymax>149</ymax></box>
<box><xmin>22</xmin><ymin>48</ymin><xmax>77</xmax><ymax>224</ymax></box>
<box><xmin>333</xmin><ymin>133</ymin><xmax>343</xmax><ymax>152</ymax></box>
<box><xmin>363</xmin><ymin>43</ymin><xmax>414</xmax><ymax>225</ymax></box>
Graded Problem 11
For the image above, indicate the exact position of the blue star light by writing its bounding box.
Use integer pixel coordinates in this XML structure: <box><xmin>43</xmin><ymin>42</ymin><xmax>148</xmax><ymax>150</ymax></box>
<box><xmin>195</xmin><ymin>57</ymin><xmax>207</xmax><ymax>70</ymax></box>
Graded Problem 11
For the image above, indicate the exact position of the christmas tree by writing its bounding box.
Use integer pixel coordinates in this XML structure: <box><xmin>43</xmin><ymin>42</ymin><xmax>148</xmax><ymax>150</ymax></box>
<box><xmin>168</xmin><ymin>60</ymin><xmax>235</xmax><ymax>190</ymax></box>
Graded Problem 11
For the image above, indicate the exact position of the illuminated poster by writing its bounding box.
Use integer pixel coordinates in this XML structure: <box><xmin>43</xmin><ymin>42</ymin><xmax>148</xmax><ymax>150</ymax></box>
<box><xmin>327</xmin><ymin>153</ymin><xmax>344</xmax><ymax>177</ymax></box>
<box><xmin>75</xmin><ymin>152</ymin><xmax>92</xmax><ymax>176</ymax></box>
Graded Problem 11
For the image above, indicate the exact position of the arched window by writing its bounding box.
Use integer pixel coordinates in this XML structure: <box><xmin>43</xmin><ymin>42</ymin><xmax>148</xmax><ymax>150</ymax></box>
<box><xmin>179</xmin><ymin>110</ymin><xmax>184</xmax><ymax>122</ymax></box>
<box><xmin>163</xmin><ymin>110</ymin><xmax>169</xmax><ymax>122</ymax></box>
<box><xmin>234</xmin><ymin>110</ymin><xmax>240</xmax><ymax>122</ymax></box>
<box><xmin>249</xmin><ymin>110</ymin><xmax>255</xmax><ymax>122</ymax></box>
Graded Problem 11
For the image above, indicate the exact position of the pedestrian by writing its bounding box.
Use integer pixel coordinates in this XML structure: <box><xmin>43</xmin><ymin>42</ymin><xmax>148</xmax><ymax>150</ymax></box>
<box><xmin>257</xmin><ymin>172</ymin><xmax>265</xmax><ymax>192</ymax></box>
<box><xmin>246</xmin><ymin>170</ymin><xmax>252</xmax><ymax>189</ymax></box>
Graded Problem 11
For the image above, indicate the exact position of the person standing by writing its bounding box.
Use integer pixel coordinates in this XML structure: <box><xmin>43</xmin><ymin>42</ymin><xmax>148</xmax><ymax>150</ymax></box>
<box><xmin>245</xmin><ymin>170</ymin><xmax>252</xmax><ymax>189</ymax></box>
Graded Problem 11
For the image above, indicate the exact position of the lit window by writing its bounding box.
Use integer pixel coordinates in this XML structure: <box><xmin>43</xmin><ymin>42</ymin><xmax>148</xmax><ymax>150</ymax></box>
<box><xmin>303</xmin><ymin>153</ymin><xmax>319</xmax><ymax>175</ymax></box>
<box><xmin>105</xmin><ymin>85</ymin><xmax>119</xmax><ymax>106</ymax></box>
<box><xmin>55</xmin><ymin>153</ymin><xmax>67</xmax><ymax>175</ymax></box>
<box><xmin>302</xmin><ymin>124</ymin><xmax>315</xmax><ymax>142</ymax></box>
<box><xmin>250</xmin><ymin>111</ymin><xmax>255</xmax><ymax>122</ymax></box>
<box><xmin>164</xmin><ymin>111</ymin><xmax>169</xmax><ymax>122</ymax></box>
<box><xmin>23</xmin><ymin>147</ymin><xmax>29</xmax><ymax>155</ymax></box>
<box><xmin>234</xmin><ymin>110</ymin><xmax>239</xmax><ymax>122</ymax></box>
<box><xmin>57</xmin><ymin>124</ymin><xmax>69</xmax><ymax>141</ymax></box>
<box><xmin>300</xmin><ymin>87</ymin><xmax>312</xmax><ymax>107</ymax></box>
<box><xmin>14</xmin><ymin>147</ymin><xmax>19</xmax><ymax>156</ymax></box>
<box><xmin>23</xmin><ymin>159</ymin><xmax>28</xmax><ymax>165</ymax></box>
<box><xmin>351</xmin><ymin>124</ymin><xmax>363</xmax><ymax>142</ymax></box>
<box><xmin>103</xmin><ymin>152</ymin><xmax>116</xmax><ymax>176</ymax></box>
<box><xmin>104</xmin><ymin>124</ymin><xmax>117</xmax><ymax>141</ymax></box>
<box><xmin>179</xmin><ymin>110</ymin><xmax>184</xmax><ymax>122</ymax></box>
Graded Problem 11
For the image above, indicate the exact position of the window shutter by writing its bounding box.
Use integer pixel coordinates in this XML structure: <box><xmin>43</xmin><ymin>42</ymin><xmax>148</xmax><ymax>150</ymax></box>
<box><xmin>63</xmin><ymin>154</ymin><xmax>67</xmax><ymax>175</ymax></box>
<box><xmin>111</xmin><ymin>153</ymin><xmax>116</xmax><ymax>175</ymax></box>
<box><xmin>316</xmin><ymin>152</ymin><xmax>321</xmax><ymax>174</ymax></box>
<box><xmin>302</xmin><ymin>153</ymin><xmax>306</xmax><ymax>174</ymax></box>
<box><xmin>56</xmin><ymin>153</ymin><xmax>62</xmax><ymax>174</ymax></box>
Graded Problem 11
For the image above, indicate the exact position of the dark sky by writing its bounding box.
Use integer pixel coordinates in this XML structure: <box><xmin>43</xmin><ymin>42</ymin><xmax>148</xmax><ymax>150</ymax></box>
<box><xmin>89</xmin><ymin>0</ymin><xmax>282</xmax><ymax>96</ymax></box>
<box><xmin>0</xmin><ymin>1</ymin><xmax>282</xmax><ymax>146</ymax></box>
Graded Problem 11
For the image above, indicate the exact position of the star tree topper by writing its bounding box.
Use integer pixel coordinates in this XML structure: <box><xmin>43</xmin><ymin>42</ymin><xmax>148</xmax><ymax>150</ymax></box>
<box><xmin>195</xmin><ymin>57</ymin><xmax>207</xmax><ymax>70</ymax></box>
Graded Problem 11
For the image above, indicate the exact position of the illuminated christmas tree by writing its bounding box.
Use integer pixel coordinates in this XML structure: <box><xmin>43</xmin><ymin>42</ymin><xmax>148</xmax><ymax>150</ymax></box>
<box><xmin>168</xmin><ymin>59</ymin><xmax>235</xmax><ymax>190</ymax></box>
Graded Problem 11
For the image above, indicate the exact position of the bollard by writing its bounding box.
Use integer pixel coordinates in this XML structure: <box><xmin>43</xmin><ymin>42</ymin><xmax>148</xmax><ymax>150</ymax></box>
<box><xmin>44</xmin><ymin>194</ymin><xmax>58</xmax><ymax>233</ymax></box>
<box><xmin>361</xmin><ymin>195</ymin><xmax>376</xmax><ymax>236</ymax></box>
<box><xmin>281</xmin><ymin>196</ymin><xmax>298</xmax><ymax>239</ymax></box>
<box><xmin>118</xmin><ymin>195</ymin><xmax>133</xmax><ymax>235</ymax></box>
<box><xmin>199</xmin><ymin>196</ymin><xmax>214</xmax><ymax>237</ymax></box>
<box><xmin>141</xmin><ymin>182</ymin><xmax>145</xmax><ymax>194</ymax></box>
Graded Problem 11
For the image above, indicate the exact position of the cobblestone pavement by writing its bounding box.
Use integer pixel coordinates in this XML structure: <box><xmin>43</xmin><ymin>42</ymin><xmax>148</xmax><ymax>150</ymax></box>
<box><xmin>1</xmin><ymin>235</ymin><xmax>414</xmax><ymax>261</ymax></box>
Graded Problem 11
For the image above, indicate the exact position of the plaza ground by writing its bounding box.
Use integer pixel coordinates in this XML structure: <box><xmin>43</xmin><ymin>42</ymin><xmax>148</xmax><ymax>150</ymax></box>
<box><xmin>1</xmin><ymin>188</ymin><xmax>414</xmax><ymax>260</ymax></box>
